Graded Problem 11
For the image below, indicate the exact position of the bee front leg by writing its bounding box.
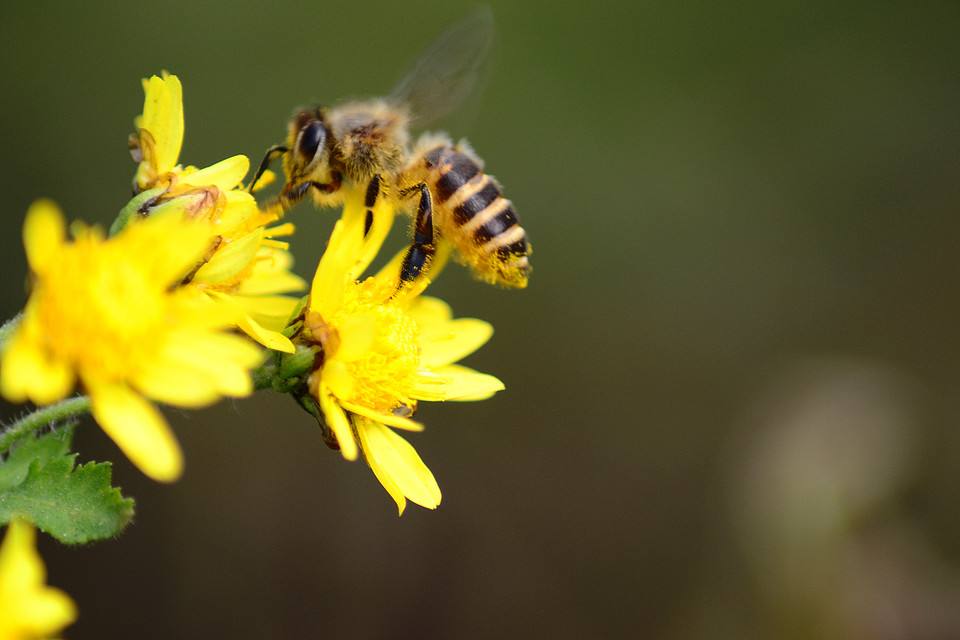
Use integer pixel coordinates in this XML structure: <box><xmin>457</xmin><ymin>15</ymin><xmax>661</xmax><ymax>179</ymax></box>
<box><xmin>279</xmin><ymin>172</ymin><xmax>343</xmax><ymax>209</ymax></box>
<box><xmin>398</xmin><ymin>182</ymin><xmax>435</xmax><ymax>286</ymax></box>
<box><xmin>247</xmin><ymin>144</ymin><xmax>288</xmax><ymax>193</ymax></box>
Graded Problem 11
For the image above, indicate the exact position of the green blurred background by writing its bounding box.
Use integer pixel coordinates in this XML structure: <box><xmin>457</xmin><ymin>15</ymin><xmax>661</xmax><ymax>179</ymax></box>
<box><xmin>3</xmin><ymin>1</ymin><xmax>960</xmax><ymax>638</ymax></box>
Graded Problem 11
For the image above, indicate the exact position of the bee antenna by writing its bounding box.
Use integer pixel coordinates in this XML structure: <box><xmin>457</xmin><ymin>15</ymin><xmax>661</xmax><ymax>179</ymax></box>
<box><xmin>248</xmin><ymin>144</ymin><xmax>289</xmax><ymax>193</ymax></box>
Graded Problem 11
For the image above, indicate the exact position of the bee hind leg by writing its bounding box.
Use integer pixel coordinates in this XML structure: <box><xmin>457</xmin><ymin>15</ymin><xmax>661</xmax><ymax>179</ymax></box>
<box><xmin>398</xmin><ymin>182</ymin><xmax>435</xmax><ymax>286</ymax></box>
<box><xmin>364</xmin><ymin>174</ymin><xmax>382</xmax><ymax>237</ymax></box>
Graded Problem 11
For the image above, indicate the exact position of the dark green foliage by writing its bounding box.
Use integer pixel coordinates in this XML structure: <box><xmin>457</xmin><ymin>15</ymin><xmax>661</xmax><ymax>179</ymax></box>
<box><xmin>0</xmin><ymin>427</ymin><xmax>134</xmax><ymax>544</ymax></box>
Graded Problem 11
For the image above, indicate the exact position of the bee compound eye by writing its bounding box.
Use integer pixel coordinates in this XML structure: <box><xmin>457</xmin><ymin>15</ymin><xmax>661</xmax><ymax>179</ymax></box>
<box><xmin>297</xmin><ymin>121</ymin><xmax>327</xmax><ymax>161</ymax></box>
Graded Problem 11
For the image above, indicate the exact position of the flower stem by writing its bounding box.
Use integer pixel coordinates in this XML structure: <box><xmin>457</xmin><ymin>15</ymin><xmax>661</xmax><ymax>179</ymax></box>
<box><xmin>0</xmin><ymin>396</ymin><xmax>91</xmax><ymax>454</ymax></box>
<box><xmin>252</xmin><ymin>359</ymin><xmax>278</xmax><ymax>391</ymax></box>
<box><xmin>251</xmin><ymin>345</ymin><xmax>317</xmax><ymax>393</ymax></box>
<box><xmin>0</xmin><ymin>313</ymin><xmax>22</xmax><ymax>349</ymax></box>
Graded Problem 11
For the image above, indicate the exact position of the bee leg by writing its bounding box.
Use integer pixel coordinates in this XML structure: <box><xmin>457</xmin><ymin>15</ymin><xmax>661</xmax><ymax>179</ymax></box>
<box><xmin>364</xmin><ymin>174</ymin><xmax>382</xmax><ymax>237</ymax></box>
<box><xmin>279</xmin><ymin>172</ymin><xmax>343</xmax><ymax>209</ymax></box>
<box><xmin>247</xmin><ymin>144</ymin><xmax>288</xmax><ymax>193</ymax></box>
<box><xmin>398</xmin><ymin>182</ymin><xmax>435</xmax><ymax>286</ymax></box>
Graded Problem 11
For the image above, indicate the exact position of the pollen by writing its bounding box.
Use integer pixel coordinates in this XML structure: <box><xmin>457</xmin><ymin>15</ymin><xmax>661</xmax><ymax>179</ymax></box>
<box><xmin>344</xmin><ymin>309</ymin><xmax>418</xmax><ymax>413</ymax></box>
<box><xmin>314</xmin><ymin>278</ymin><xmax>421</xmax><ymax>413</ymax></box>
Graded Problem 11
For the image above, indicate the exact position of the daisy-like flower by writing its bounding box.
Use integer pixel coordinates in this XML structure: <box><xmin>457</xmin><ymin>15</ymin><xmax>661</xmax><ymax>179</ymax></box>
<box><xmin>0</xmin><ymin>519</ymin><xmax>76</xmax><ymax>640</ymax></box>
<box><xmin>129</xmin><ymin>72</ymin><xmax>305</xmax><ymax>353</ymax></box>
<box><xmin>0</xmin><ymin>200</ymin><xmax>262</xmax><ymax>482</ymax></box>
<box><xmin>297</xmin><ymin>191</ymin><xmax>504</xmax><ymax>514</ymax></box>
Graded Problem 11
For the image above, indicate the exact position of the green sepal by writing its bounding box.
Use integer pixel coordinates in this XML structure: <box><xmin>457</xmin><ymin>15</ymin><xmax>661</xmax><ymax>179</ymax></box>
<box><xmin>252</xmin><ymin>343</ymin><xmax>318</xmax><ymax>394</ymax></box>
<box><xmin>278</xmin><ymin>344</ymin><xmax>318</xmax><ymax>385</ymax></box>
<box><xmin>0</xmin><ymin>427</ymin><xmax>134</xmax><ymax>544</ymax></box>
<box><xmin>281</xmin><ymin>295</ymin><xmax>310</xmax><ymax>338</ymax></box>
<box><xmin>109</xmin><ymin>187</ymin><xmax>166</xmax><ymax>236</ymax></box>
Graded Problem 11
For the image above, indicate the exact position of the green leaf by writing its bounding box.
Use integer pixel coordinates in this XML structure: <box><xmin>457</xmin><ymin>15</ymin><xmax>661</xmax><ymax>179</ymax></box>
<box><xmin>0</xmin><ymin>428</ymin><xmax>135</xmax><ymax>544</ymax></box>
<box><xmin>0</xmin><ymin>425</ymin><xmax>72</xmax><ymax>491</ymax></box>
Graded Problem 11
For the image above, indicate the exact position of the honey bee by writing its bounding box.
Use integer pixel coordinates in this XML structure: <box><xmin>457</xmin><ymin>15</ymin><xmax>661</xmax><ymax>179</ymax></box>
<box><xmin>250</xmin><ymin>8</ymin><xmax>531</xmax><ymax>288</ymax></box>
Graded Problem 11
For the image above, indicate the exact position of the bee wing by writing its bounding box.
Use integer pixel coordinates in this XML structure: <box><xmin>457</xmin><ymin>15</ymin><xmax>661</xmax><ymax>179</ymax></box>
<box><xmin>389</xmin><ymin>7</ymin><xmax>495</xmax><ymax>127</ymax></box>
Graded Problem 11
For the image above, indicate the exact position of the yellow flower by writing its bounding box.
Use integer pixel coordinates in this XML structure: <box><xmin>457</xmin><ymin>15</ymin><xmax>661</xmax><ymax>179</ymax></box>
<box><xmin>0</xmin><ymin>519</ymin><xmax>76</xmax><ymax>640</ymax></box>
<box><xmin>300</xmin><ymin>191</ymin><xmax>504</xmax><ymax>514</ymax></box>
<box><xmin>187</xmin><ymin>211</ymin><xmax>304</xmax><ymax>353</ymax></box>
<box><xmin>131</xmin><ymin>72</ymin><xmax>244</xmax><ymax>195</ymax></box>
<box><xmin>129</xmin><ymin>72</ymin><xmax>305</xmax><ymax>353</ymax></box>
<box><xmin>0</xmin><ymin>200</ymin><xmax>262</xmax><ymax>482</ymax></box>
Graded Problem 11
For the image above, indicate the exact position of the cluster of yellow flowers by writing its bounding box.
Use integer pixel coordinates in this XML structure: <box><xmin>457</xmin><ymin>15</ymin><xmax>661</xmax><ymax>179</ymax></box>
<box><xmin>0</xmin><ymin>73</ymin><xmax>508</xmax><ymax>636</ymax></box>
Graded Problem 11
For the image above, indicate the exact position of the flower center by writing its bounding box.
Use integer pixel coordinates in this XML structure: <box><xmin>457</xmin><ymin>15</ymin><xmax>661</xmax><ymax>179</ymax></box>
<box><xmin>36</xmin><ymin>239</ymin><xmax>166</xmax><ymax>380</ymax></box>
<box><xmin>346</xmin><ymin>307</ymin><xmax>418</xmax><ymax>411</ymax></box>
<box><xmin>312</xmin><ymin>278</ymin><xmax>421</xmax><ymax>413</ymax></box>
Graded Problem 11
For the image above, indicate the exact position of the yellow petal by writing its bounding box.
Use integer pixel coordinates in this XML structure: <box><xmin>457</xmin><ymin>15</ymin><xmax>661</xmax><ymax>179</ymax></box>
<box><xmin>235</xmin><ymin>312</ymin><xmax>295</xmax><ymax>353</ymax></box>
<box><xmin>317</xmin><ymin>384</ymin><xmax>358</xmax><ymax>460</ymax></box>
<box><xmin>0</xmin><ymin>519</ymin><xmax>43</xmax><ymax>592</ymax></box>
<box><xmin>11</xmin><ymin>588</ymin><xmax>77</xmax><ymax>636</ymax></box>
<box><xmin>0</xmin><ymin>520</ymin><xmax>77</xmax><ymax>635</ymax></box>
<box><xmin>352</xmin><ymin>198</ymin><xmax>395</xmax><ymax>280</ymax></box>
<box><xmin>373</xmin><ymin>246</ymin><xmax>407</xmax><ymax>290</ymax></box>
<box><xmin>363</xmin><ymin>450</ymin><xmax>407</xmax><ymax>515</ymax></box>
<box><xmin>411</xmin><ymin>364</ymin><xmax>505</xmax><ymax>402</ymax></box>
<box><xmin>239</xmin><ymin>269</ymin><xmax>307</xmax><ymax>297</ymax></box>
<box><xmin>229</xmin><ymin>294</ymin><xmax>300</xmax><ymax>330</ymax></box>
<box><xmin>215</xmin><ymin>190</ymin><xmax>260</xmax><ymax>235</ymax></box>
<box><xmin>192</xmin><ymin>229</ymin><xmax>263</xmax><ymax>284</ymax></box>
<box><xmin>356</xmin><ymin>418</ymin><xmax>441</xmax><ymax>513</ymax></box>
<box><xmin>204</xmin><ymin>291</ymin><xmax>295</xmax><ymax>353</ymax></box>
<box><xmin>22</xmin><ymin>199</ymin><xmax>65</xmax><ymax>274</ymax></box>
<box><xmin>88</xmin><ymin>381</ymin><xmax>183</xmax><ymax>482</ymax></box>
<box><xmin>322</xmin><ymin>359</ymin><xmax>356</xmax><ymax>401</ymax></box>
<box><xmin>310</xmin><ymin>219</ymin><xmax>359</xmax><ymax>315</ymax></box>
<box><xmin>376</xmin><ymin>241</ymin><xmax>452</xmax><ymax>299</ymax></box>
<box><xmin>140</xmin><ymin>74</ymin><xmax>183</xmax><ymax>175</ymax></box>
<box><xmin>178</xmin><ymin>155</ymin><xmax>250</xmax><ymax>191</ymax></box>
<box><xmin>407</xmin><ymin>296</ymin><xmax>453</xmax><ymax>324</ymax></box>
<box><xmin>131</xmin><ymin>360</ymin><xmax>221</xmax><ymax>408</ymax></box>
<box><xmin>155</xmin><ymin>331</ymin><xmax>261</xmax><ymax>398</ymax></box>
<box><xmin>124</xmin><ymin>210</ymin><xmax>214</xmax><ymax>285</ymax></box>
<box><xmin>310</xmin><ymin>190</ymin><xmax>388</xmax><ymax>314</ymax></box>
<box><xmin>418</xmin><ymin>318</ymin><xmax>493</xmax><ymax>367</ymax></box>
<box><xmin>168</xmin><ymin>288</ymin><xmax>238</xmax><ymax>330</ymax></box>
<box><xmin>339</xmin><ymin>400</ymin><xmax>424</xmax><ymax>432</ymax></box>
<box><xmin>251</xmin><ymin>169</ymin><xmax>277</xmax><ymax>192</ymax></box>
<box><xmin>424</xmin><ymin>239</ymin><xmax>453</xmax><ymax>282</ymax></box>
<box><xmin>0</xmin><ymin>330</ymin><xmax>74</xmax><ymax>405</ymax></box>
<box><xmin>264</xmin><ymin>222</ymin><xmax>295</xmax><ymax>238</ymax></box>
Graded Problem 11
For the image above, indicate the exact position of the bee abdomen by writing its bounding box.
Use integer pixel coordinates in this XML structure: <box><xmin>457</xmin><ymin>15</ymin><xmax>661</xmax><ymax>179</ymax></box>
<box><xmin>427</xmin><ymin>147</ymin><xmax>483</xmax><ymax>203</ymax></box>
<box><xmin>456</xmin><ymin>183</ymin><xmax>528</xmax><ymax>254</ymax></box>
<box><xmin>421</xmin><ymin>144</ymin><xmax>531</xmax><ymax>286</ymax></box>
<box><xmin>452</xmin><ymin>179</ymin><xmax>500</xmax><ymax>224</ymax></box>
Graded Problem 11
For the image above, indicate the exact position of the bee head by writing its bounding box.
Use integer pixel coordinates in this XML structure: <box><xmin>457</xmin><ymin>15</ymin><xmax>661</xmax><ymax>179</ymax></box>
<box><xmin>288</xmin><ymin>108</ymin><xmax>332</xmax><ymax>178</ymax></box>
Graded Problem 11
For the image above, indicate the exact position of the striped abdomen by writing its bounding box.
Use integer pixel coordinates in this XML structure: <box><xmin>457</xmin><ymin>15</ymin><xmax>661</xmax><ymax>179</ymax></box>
<box><xmin>424</xmin><ymin>145</ymin><xmax>531</xmax><ymax>288</ymax></box>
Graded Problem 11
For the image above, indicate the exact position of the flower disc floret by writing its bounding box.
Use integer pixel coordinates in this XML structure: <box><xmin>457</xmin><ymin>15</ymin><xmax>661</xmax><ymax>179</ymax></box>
<box><xmin>312</xmin><ymin>278</ymin><xmax>421</xmax><ymax>413</ymax></box>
